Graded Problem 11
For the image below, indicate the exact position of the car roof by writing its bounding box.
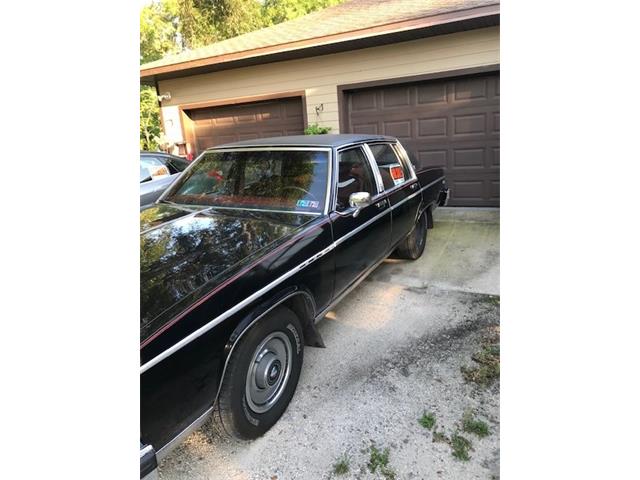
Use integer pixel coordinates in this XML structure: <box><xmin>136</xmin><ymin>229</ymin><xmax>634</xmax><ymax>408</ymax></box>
<box><xmin>210</xmin><ymin>134</ymin><xmax>397</xmax><ymax>149</ymax></box>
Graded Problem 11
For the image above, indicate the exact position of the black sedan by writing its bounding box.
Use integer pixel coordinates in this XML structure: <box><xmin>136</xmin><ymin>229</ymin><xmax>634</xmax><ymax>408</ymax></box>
<box><xmin>140</xmin><ymin>134</ymin><xmax>449</xmax><ymax>478</ymax></box>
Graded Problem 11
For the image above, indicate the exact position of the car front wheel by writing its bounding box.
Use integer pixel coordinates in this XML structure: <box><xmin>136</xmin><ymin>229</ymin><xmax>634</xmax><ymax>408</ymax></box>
<box><xmin>214</xmin><ymin>305</ymin><xmax>304</xmax><ymax>440</ymax></box>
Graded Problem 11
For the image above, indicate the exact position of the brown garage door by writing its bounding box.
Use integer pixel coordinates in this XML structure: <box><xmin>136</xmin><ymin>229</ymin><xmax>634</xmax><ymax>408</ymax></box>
<box><xmin>186</xmin><ymin>97</ymin><xmax>305</xmax><ymax>154</ymax></box>
<box><xmin>345</xmin><ymin>73</ymin><xmax>499</xmax><ymax>206</ymax></box>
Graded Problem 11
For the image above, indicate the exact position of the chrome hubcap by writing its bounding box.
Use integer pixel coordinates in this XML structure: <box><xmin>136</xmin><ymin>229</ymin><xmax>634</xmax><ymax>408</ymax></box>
<box><xmin>246</xmin><ymin>332</ymin><xmax>292</xmax><ymax>413</ymax></box>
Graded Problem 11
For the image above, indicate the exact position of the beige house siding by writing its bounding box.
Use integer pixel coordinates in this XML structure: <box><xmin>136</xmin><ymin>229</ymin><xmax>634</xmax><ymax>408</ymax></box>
<box><xmin>159</xmin><ymin>26</ymin><xmax>499</xmax><ymax>143</ymax></box>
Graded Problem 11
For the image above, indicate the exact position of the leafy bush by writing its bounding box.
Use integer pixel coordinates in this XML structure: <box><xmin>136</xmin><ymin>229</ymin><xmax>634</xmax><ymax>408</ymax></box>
<box><xmin>304</xmin><ymin>123</ymin><xmax>332</xmax><ymax>135</ymax></box>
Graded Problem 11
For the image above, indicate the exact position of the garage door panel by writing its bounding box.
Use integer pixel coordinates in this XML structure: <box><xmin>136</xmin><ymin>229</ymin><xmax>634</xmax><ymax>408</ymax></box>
<box><xmin>382</xmin><ymin>120</ymin><xmax>412</xmax><ymax>139</ymax></box>
<box><xmin>453</xmin><ymin>113</ymin><xmax>486</xmax><ymax>136</ymax></box>
<box><xmin>417</xmin><ymin>149</ymin><xmax>448</xmax><ymax>169</ymax></box>
<box><xmin>382</xmin><ymin>87</ymin><xmax>411</xmax><ymax>108</ymax></box>
<box><xmin>352</xmin><ymin>122</ymin><xmax>379</xmax><ymax>135</ymax></box>
<box><xmin>418</xmin><ymin>117</ymin><xmax>447</xmax><ymax>138</ymax></box>
<box><xmin>350</xmin><ymin>91</ymin><xmax>378</xmax><ymax>111</ymax></box>
<box><xmin>491</xmin><ymin>112</ymin><xmax>500</xmax><ymax>134</ymax></box>
<box><xmin>345</xmin><ymin>72</ymin><xmax>499</xmax><ymax>206</ymax></box>
<box><xmin>453</xmin><ymin>148</ymin><xmax>487</xmax><ymax>169</ymax></box>
<box><xmin>187</xmin><ymin>97</ymin><xmax>304</xmax><ymax>154</ymax></box>
<box><xmin>452</xmin><ymin>77</ymin><xmax>489</xmax><ymax>102</ymax></box>
<box><xmin>417</xmin><ymin>83</ymin><xmax>448</xmax><ymax>105</ymax></box>
<box><xmin>284</xmin><ymin>101</ymin><xmax>303</xmax><ymax>119</ymax></box>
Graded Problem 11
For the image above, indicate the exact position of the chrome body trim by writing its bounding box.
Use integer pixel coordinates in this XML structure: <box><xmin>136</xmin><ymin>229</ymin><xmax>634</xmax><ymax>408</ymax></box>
<box><xmin>205</xmin><ymin>205</ymin><xmax>321</xmax><ymax>216</ymax></box>
<box><xmin>333</xmin><ymin>206</ymin><xmax>390</xmax><ymax>247</ymax></box>
<box><xmin>140</xmin><ymin>243</ymin><xmax>336</xmax><ymax>374</ymax></box>
<box><xmin>140</xmin><ymin>444</ymin><xmax>154</xmax><ymax>459</ymax></box>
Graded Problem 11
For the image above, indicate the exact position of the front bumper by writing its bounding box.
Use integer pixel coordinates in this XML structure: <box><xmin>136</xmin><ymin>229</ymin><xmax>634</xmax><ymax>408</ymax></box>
<box><xmin>140</xmin><ymin>444</ymin><xmax>158</xmax><ymax>480</ymax></box>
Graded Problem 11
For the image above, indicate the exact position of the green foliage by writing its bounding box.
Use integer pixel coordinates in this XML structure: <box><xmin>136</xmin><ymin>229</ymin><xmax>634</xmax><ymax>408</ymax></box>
<box><xmin>450</xmin><ymin>433</ymin><xmax>472</xmax><ymax>461</ymax></box>
<box><xmin>367</xmin><ymin>445</ymin><xmax>390</xmax><ymax>473</ymax></box>
<box><xmin>461</xmin><ymin>341</ymin><xmax>500</xmax><ymax>386</ymax></box>
<box><xmin>332</xmin><ymin>453</ymin><xmax>350</xmax><ymax>475</ymax></box>
<box><xmin>140</xmin><ymin>86</ymin><xmax>162</xmax><ymax>150</ymax></box>
<box><xmin>262</xmin><ymin>0</ymin><xmax>343</xmax><ymax>25</ymax></box>
<box><xmin>140</xmin><ymin>0</ymin><xmax>179</xmax><ymax>63</ymax></box>
<box><xmin>461</xmin><ymin>411</ymin><xmax>490</xmax><ymax>438</ymax></box>
<box><xmin>304</xmin><ymin>123</ymin><xmax>332</xmax><ymax>135</ymax></box>
<box><xmin>418</xmin><ymin>411</ymin><xmax>436</xmax><ymax>430</ymax></box>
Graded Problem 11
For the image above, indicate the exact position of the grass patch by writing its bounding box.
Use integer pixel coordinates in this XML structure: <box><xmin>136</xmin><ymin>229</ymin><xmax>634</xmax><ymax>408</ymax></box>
<box><xmin>461</xmin><ymin>330</ymin><xmax>500</xmax><ymax>387</ymax></box>
<box><xmin>332</xmin><ymin>453</ymin><xmax>350</xmax><ymax>476</ymax></box>
<box><xmin>380</xmin><ymin>465</ymin><xmax>397</xmax><ymax>480</ymax></box>
<box><xmin>367</xmin><ymin>445</ymin><xmax>395</xmax><ymax>479</ymax></box>
<box><xmin>450</xmin><ymin>433</ymin><xmax>472</xmax><ymax>461</ymax></box>
<box><xmin>418</xmin><ymin>412</ymin><xmax>436</xmax><ymax>430</ymax></box>
<box><xmin>462</xmin><ymin>411</ymin><xmax>490</xmax><ymax>438</ymax></box>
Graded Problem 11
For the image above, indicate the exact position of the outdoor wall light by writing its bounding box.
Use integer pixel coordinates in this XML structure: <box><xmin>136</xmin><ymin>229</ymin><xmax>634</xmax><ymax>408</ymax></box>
<box><xmin>157</xmin><ymin>92</ymin><xmax>172</xmax><ymax>102</ymax></box>
<box><xmin>315</xmin><ymin>103</ymin><xmax>324</xmax><ymax>116</ymax></box>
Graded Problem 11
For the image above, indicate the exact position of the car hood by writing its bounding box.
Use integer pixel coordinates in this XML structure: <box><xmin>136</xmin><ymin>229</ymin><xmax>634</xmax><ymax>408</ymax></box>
<box><xmin>140</xmin><ymin>204</ymin><xmax>312</xmax><ymax>341</ymax></box>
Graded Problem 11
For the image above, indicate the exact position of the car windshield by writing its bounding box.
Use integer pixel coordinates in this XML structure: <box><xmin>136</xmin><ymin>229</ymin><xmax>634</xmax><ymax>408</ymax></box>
<box><xmin>164</xmin><ymin>149</ymin><xmax>329</xmax><ymax>214</ymax></box>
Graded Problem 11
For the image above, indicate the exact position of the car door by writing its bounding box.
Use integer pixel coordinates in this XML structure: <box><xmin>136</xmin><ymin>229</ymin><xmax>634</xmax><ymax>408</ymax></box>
<box><xmin>365</xmin><ymin>142</ymin><xmax>421</xmax><ymax>246</ymax></box>
<box><xmin>330</xmin><ymin>145</ymin><xmax>391</xmax><ymax>297</ymax></box>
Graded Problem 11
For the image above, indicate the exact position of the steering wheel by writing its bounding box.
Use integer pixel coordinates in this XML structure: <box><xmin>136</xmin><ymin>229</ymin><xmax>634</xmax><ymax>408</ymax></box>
<box><xmin>282</xmin><ymin>186</ymin><xmax>318</xmax><ymax>201</ymax></box>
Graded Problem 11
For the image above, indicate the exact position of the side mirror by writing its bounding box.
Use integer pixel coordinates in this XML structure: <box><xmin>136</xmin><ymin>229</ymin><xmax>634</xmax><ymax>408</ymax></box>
<box><xmin>348</xmin><ymin>191</ymin><xmax>371</xmax><ymax>218</ymax></box>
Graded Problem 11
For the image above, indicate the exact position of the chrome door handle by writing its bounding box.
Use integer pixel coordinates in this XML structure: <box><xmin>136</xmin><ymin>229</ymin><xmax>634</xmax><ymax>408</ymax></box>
<box><xmin>375</xmin><ymin>200</ymin><xmax>386</xmax><ymax>209</ymax></box>
<box><xmin>410</xmin><ymin>183</ymin><xmax>418</xmax><ymax>190</ymax></box>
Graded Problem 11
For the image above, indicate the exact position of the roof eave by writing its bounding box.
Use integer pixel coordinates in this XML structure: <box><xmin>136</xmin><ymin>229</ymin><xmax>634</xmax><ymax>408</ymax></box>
<box><xmin>140</xmin><ymin>4</ymin><xmax>499</xmax><ymax>86</ymax></box>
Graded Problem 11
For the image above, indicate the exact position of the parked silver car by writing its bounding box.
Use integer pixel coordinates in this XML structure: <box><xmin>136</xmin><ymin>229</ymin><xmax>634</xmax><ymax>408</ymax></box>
<box><xmin>140</xmin><ymin>152</ymin><xmax>189</xmax><ymax>207</ymax></box>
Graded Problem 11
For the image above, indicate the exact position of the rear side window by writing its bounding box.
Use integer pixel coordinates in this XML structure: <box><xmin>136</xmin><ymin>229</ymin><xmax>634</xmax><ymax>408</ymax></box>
<box><xmin>166</xmin><ymin>156</ymin><xmax>189</xmax><ymax>174</ymax></box>
<box><xmin>368</xmin><ymin>143</ymin><xmax>411</xmax><ymax>190</ymax></box>
<box><xmin>140</xmin><ymin>156</ymin><xmax>169</xmax><ymax>183</ymax></box>
<box><xmin>336</xmin><ymin>147</ymin><xmax>377</xmax><ymax>211</ymax></box>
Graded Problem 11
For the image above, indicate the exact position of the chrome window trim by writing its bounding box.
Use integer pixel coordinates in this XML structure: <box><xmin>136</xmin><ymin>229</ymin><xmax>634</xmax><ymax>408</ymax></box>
<box><xmin>365</xmin><ymin>141</ymin><xmax>417</xmax><ymax>194</ymax></box>
<box><xmin>333</xmin><ymin>143</ymin><xmax>381</xmax><ymax>212</ymax></box>
<box><xmin>391</xmin><ymin>141</ymin><xmax>418</xmax><ymax>180</ymax></box>
<box><xmin>140</xmin><ymin>242</ymin><xmax>336</xmax><ymax>374</ymax></box>
<box><xmin>362</xmin><ymin>143</ymin><xmax>386</xmax><ymax>193</ymax></box>
<box><xmin>158</xmin><ymin>147</ymin><xmax>333</xmax><ymax>216</ymax></box>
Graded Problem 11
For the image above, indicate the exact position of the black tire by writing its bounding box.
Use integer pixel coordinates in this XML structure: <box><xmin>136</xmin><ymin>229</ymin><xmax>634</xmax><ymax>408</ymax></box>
<box><xmin>395</xmin><ymin>209</ymin><xmax>428</xmax><ymax>260</ymax></box>
<box><xmin>215</xmin><ymin>305</ymin><xmax>304</xmax><ymax>440</ymax></box>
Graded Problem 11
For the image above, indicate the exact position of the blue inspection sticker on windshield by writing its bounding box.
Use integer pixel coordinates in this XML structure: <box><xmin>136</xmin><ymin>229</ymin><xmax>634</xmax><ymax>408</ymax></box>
<box><xmin>297</xmin><ymin>199</ymin><xmax>320</xmax><ymax>209</ymax></box>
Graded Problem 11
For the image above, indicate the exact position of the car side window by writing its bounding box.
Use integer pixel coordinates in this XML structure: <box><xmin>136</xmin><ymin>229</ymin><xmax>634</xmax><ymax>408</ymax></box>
<box><xmin>336</xmin><ymin>147</ymin><xmax>377</xmax><ymax>211</ymax></box>
<box><xmin>140</xmin><ymin>156</ymin><xmax>169</xmax><ymax>183</ymax></box>
<box><xmin>368</xmin><ymin>143</ymin><xmax>411</xmax><ymax>190</ymax></box>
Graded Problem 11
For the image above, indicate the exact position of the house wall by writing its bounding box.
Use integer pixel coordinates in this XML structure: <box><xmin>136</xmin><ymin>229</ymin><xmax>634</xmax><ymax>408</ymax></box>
<box><xmin>158</xmin><ymin>26</ymin><xmax>499</xmax><ymax>143</ymax></box>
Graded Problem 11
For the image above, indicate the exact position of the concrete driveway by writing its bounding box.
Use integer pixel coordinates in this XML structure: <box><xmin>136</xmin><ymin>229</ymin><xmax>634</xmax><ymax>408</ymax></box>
<box><xmin>159</xmin><ymin>207</ymin><xmax>500</xmax><ymax>480</ymax></box>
